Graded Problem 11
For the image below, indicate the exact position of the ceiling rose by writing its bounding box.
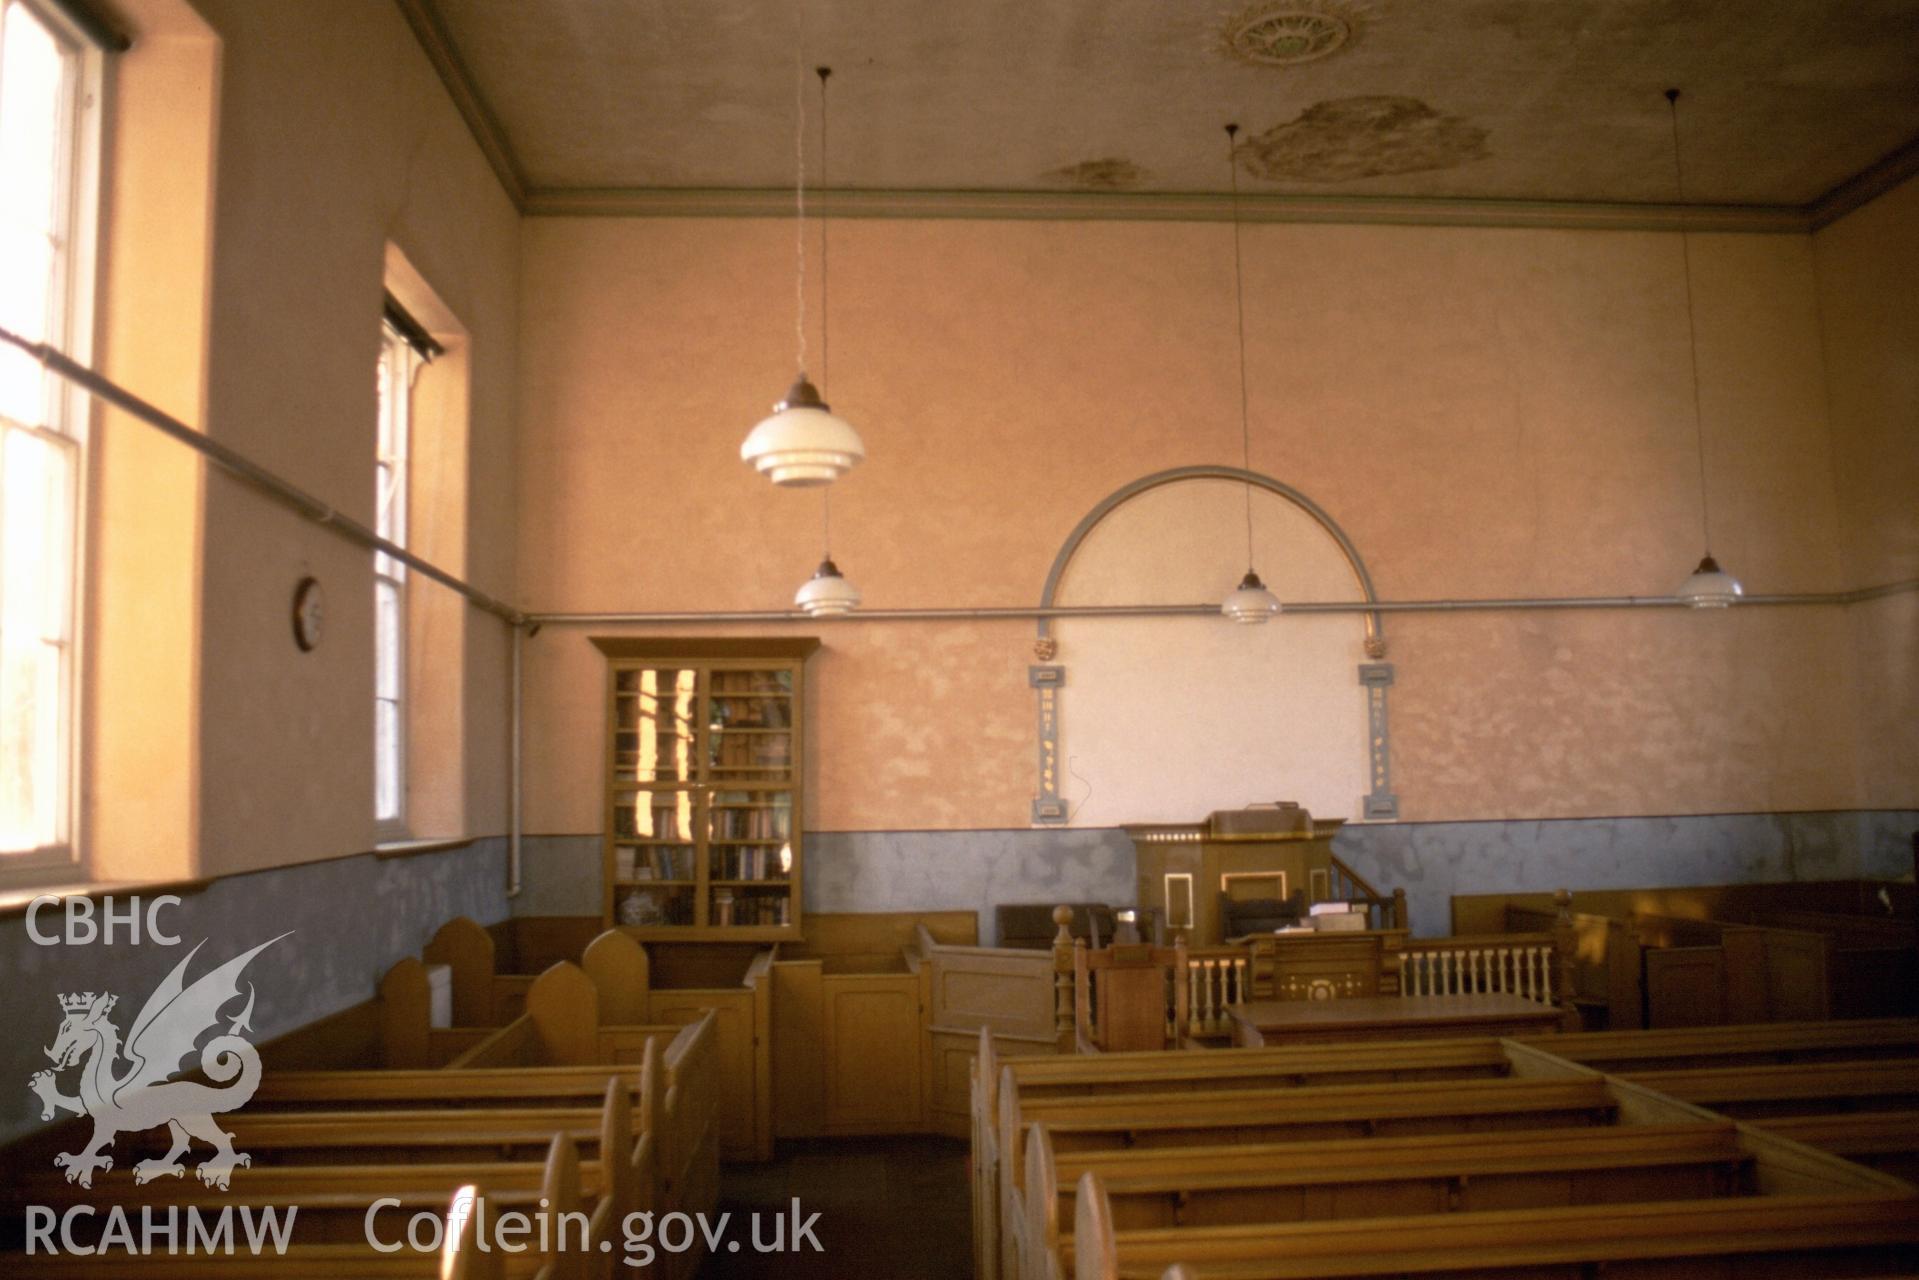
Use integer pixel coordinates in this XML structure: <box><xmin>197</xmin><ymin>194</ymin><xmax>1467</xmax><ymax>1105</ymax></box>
<box><xmin>1220</xmin><ymin>1</ymin><xmax>1366</xmax><ymax>67</ymax></box>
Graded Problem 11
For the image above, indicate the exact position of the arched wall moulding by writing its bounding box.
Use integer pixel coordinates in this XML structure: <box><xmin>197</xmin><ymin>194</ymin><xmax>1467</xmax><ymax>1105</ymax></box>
<box><xmin>1028</xmin><ymin>465</ymin><xmax>1398</xmax><ymax>825</ymax></box>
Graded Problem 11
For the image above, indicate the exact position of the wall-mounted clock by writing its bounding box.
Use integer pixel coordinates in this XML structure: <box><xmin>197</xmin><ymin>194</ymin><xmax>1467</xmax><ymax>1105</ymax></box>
<box><xmin>292</xmin><ymin>576</ymin><xmax>325</xmax><ymax>651</ymax></box>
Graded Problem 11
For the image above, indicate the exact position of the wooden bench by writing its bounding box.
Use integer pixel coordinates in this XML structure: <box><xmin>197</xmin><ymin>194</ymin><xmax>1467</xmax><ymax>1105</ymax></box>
<box><xmin>1068</xmin><ymin>1180</ymin><xmax>1919</xmax><ymax>1280</ymax></box>
<box><xmin>1622</xmin><ymin>1058</ymin><xmax>1919</xmax><ymax>1117</ymax></box>
<box><xmin>427</xmin><ymin>915</ymin><xmax>548</xmax><ymax>1026</ymax></box>
<box><xmin>1023</xmin><ymin>1120</ymin><xmax>1758</xmax><ymax>1278</ymax></box>
<box><xmin>1505</xmin><ymin>902</ymin><xmax>1642</xmax><ymax>1030</ymax></box>
<box><xmin>17</xmin><ymin>1184</ymin><xmax>518</xmax><ymax>1279</ymax></box>
<box><xmin>7</xmin><ymin>960</ymin><xmax>723</xmax><ymax>1280</ymax></box>
<box><xmin>972</xmin><ymin>1030</ymin><xmax>1555</xmax><ymax>1280</ymax></box>
<box><xmin>1747</xmin><ymin>909</ymin><xmax>1919</xmax><ymax>1019</ymax></box>
<box><xmin>6</xmin><ymin>1082</ymin><xmax>636</xmax><ymax>1279</ymax></box>
<box><xmin>985</xmin><ymin>1022</ymin><xmax>1919</xmax><ymax>1280</ymax></box>
<box><xmin>1761</xmin><ymin>1111</ymin><xmax>1919</xmax><ymax>1182</ymax></box>
<box><xmin>260</xmin><ymin>959</ymin><xmax>721</xmax><ymax>1231</ymax></box>
<box><xmin>1518</xmin><ymin>1018</ymin><xmax>1919</xmax><ymax>1071</ymax></box>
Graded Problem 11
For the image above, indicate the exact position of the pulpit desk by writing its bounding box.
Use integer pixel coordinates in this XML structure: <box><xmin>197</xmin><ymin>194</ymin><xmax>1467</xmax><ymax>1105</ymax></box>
<box><xmin>1227</xmin><ymin>993</ymin><xmax>1565</xmax><ymax>1047</ymax></box>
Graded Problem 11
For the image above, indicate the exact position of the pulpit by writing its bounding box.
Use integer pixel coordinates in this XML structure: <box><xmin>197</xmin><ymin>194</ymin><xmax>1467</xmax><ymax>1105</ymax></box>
<box><xmin>1123</xmin><ymin>804</ymin><xmax>1399</xmax><ymax>947</ymax></box>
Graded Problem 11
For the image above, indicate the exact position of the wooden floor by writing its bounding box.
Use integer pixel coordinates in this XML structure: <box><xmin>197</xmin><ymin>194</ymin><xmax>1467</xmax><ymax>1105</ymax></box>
<box><xmin>698</xmin><ymin>1136</ymin><xmax>972</xmax><ymax>1279</ymax></box>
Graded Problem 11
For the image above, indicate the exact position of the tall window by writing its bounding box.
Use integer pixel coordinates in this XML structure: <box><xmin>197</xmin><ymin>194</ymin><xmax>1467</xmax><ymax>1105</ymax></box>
<box><xmin>373</xmin><ymin>318</ymin><xmax>419</xmax><ymax>829</ymax></box>
<box><xmin>0</xmin><ymin>0</ymin><xmax>100</xmax><ymax>870</ymax></box>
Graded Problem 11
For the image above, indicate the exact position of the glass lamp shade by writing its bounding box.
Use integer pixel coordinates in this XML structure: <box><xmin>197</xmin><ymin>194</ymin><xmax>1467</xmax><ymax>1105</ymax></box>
<box><xmin>740</xmin><ymin>377</ymin><xmax>865</xmax><ymax>487</ymax></box>
<box><xmin>1675</xmin><ymin>554</ymin><xmax>1742</xmax><ymax>609</ymax></box>
<box><xmin>1221</xmin><ymin>570</ymin><xmax>1282</xmax><ymax>624</ymax></box>
<box><xmin>794</xmin><ymin>558</ymin><xmax>860</xmax><ymax>617</ymax></box>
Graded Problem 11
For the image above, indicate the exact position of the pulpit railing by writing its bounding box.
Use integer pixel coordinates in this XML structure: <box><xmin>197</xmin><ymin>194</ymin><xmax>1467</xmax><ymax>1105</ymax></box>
<box><xmin>1183</xmin><ymin>947</ymin><xmax>1254</xmax><ymax>1037</ymax></box>
<box><xmin>1327</xmin><ymin>854</ymin><xmax>1406</xmax><ymax>930</ymax></box>
<box><xmin>1400</xmin><ymin>933</ymin><xmax>1557</xmax><ymax>1002</ymax></box>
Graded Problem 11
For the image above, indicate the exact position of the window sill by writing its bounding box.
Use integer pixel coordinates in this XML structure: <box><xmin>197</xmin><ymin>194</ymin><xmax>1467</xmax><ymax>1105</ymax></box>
<box><xmin>372</xmin><ymin>836</ymin><xmax>476</xmax><ymax>861</ymax></box>
<box><xmin>0</xmin><ymin>877</ymin><xmax>211</xmax><ymax>919</ymax></box>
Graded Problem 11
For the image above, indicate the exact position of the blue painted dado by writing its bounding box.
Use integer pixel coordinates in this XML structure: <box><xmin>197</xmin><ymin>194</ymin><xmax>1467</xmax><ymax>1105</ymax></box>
<box><xmin>1333</xmin><ymin>810</ymin><xmax>1918</xmax><ymax>936</ymax></box>
<box><xmin>518</xmin><ymin>810</ymin><xmax>1915</xmax><ymax>942</ymax></box>
<box><xmin>0</xmin><ymin>839</ymin><xmax>509</xmax><ymax>1144</ymax></box>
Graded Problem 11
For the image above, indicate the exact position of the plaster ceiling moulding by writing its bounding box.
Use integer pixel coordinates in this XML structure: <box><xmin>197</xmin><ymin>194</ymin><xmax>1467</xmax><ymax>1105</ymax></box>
<box><xmin>1241</xmin><ymin>96</ymin><xmax>1490</xmax><ymax>183</ymax></box>
<box><xmin>1049</xmin><ymin>158</ymin><xmax>1154</xmax><ymax>191</ymax></box>
<box><xmin>1218</xmin><ymin>0</ymin><xmax>1370</xmax><ymax>67</ymax></box>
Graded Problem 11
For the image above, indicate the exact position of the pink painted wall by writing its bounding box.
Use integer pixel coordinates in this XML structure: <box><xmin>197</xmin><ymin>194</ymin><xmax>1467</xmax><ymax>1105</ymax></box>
<box><xmin>93</xmin><ymin>0</ymin><xmax>522</xmax><ymax>878</ymax></box>
<box><xmin>517</xmin><ymin>212</ymin><xmax>1871</xmax><ymax>834</ymax></box>
<box><xmin>1815</xmin><ymin>175</ymin><xmax>1919</xmax><ymax>809</ymax></box>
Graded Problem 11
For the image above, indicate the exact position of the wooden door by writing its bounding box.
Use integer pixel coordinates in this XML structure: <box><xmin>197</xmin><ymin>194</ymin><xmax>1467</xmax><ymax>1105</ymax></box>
<box><xmin>649</xmin><ymin>989</ymin><xmax>760</xmax><ymax>1158</ymax></box>
<box><xmin>822</xmin><ymin>974</ymin><xmax>922</xmax><ymax>1132</ymax></box>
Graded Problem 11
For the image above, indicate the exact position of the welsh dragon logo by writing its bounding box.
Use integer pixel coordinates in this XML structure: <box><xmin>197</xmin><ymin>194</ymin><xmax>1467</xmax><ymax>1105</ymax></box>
<box><xmin>28</xmin><ymin>934</ymin><xmax>289</xmax><ymax>1190</ymax></box>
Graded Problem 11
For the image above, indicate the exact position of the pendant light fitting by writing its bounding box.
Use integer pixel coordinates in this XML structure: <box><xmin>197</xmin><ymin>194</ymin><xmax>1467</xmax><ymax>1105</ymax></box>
<box><xmin>1219</xmin><ymin>122</ymin><xmax>1282</xmax><ymax>625</ymax></box>
<box><xmin>791</xmin><ymin>66</ymin><xmax>860</xmax><ymax>616</ymax></box>
<box><xmin>741</xmin><ymin>8</ymin><xmax>865</xmax><ymax>487</ymax></box>
<box><xmin>1664</xmin><ymin>88</ymin><xmax>1742</xmax><ymax>609</ymax></box>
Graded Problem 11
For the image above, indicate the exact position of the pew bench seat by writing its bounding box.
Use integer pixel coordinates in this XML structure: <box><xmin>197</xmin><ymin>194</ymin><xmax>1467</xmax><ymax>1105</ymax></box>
<box><xmin>1517</xmin><ymin>1019</ymin><xmax>1919</xmax><ymax>1073</ymax></box>
<box><xmin>1065</xmin><ymin>1121</ymin><xmax>1751</xmax><ymax>1223</ymax></box>
<box><xmin>1622</xmin><ymin>1059</ymin><xmax>1919</xmax><ymax>1117</ymax></box>
<box><xmin>1004</xmin><ymin>1039</ymin><xmax>1514</xmax><ymax>1097</ymax></box>
<box><xmin>1083</xmin><ymin>1191</ymin><xmax>1919</xmax><ymax>1280</ymax></box>
<box><xmin>1027</xmin><ymin>1078</ymin><xmax>1619</xmax><ymax>1157</ymax></box>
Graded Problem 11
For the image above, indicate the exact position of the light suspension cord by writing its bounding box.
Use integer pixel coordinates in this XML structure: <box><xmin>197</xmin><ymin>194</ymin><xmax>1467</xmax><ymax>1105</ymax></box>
<box><xmin>792</xmin><ymin>0</ymin><xmax>808</xmax><ymax>377</ymax></box>
<box><xmin>818</xmin><ymin>64</ymin><xmax>833</xmax><ymax>557</ymax></box>
<box><xmin>818</xmin><ymin>66</ymin><xmax>832</xmax><ymax>396</ymax></box>
<box><xmin>1667</xmin><ymin>88</ymin><xmax>1713</xmax><ymax>554</ymax></box>
<box><xmin>1226</xmin><ymin>122</ymin><xmax>1256</xmax><ymax>572</ymax></box>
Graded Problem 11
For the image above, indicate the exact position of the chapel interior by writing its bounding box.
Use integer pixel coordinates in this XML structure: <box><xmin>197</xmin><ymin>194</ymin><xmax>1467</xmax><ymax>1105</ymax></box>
<box><xmin>0</xmin><ymin>1</ymin><xmax>1916</xmax><ymax>1277</ymax></box>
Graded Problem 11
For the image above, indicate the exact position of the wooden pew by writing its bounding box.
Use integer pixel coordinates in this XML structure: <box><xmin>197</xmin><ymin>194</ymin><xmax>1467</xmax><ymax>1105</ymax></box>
<box><xmin>1059</xmin><ymin>1120</ymin><xmax>1751</xmax><ymax>1219</ymax></box>
<box><xmin>1002</xmin><ymin>1037</ymin><xmax>1515</xmax><ymax>1097</ymax></box>
<box><xmin>427</xmin><ymin>915</ymin><xmax>545</xmax><ymax>1025</ymax></box>
<box><xmin>621</xmin><ymin>936</ymin><xmax>776</xmax><ymax>1162</ymax></box>
<box><xmin>921</xmin><ymin>925</ymin><xmax>1063</xmax><ymax>1147</ymax></box>
<box><xmin>1067</xmin><ymin>1173</ymin><xmax>1919</xmax><ymax>1280</ymax></box>
<box><xmin>1629</xmin><ymin>911</ymin><xmax>1837</xmax><ymax>1027</ymax></box>
<box><xmin>1518</xmin><ymin>1018</ymin><xmax>1919</xmax><ymax>1072</ymax></box>
<box><xmin>972</xmin><ymin>1030</ymin><xmax>1539</xmax><ymax>1280</ymax></box>
<box><xmin>1760</xmin><ymin>1111</ymin><xmax>1919</xmax><ymax>1182</ymax></box>
<box><xmin>1505</xmin><ymin>901</ymin><xmax>1643</xmax><ymax>1029</ymax></box>
<box><xmin>998</xmin><ymin>1072</ymin><xmax>1619</xmax><ymax>1280</ymax></box>
<box><xmin>6</xmin><ymin>1082</ymin><xmax>637</xmax><ymax>1278</ymax></box>
<box><xmin>1055</xmin><ymin>1081</ymin><xmax>1919</xmax><ymax>1280</ymax></box>
<box><xmin>1486</xmin><ymin>886</ymin><xmax>1915</xmax><ymax>1029</ymax></box>
<box><xmin>1621</xmin><ymin>1058</ymin><xmax>1919</xmax><ymax>1118</ymax></box>
<box><xmin>1008</xmin><ymin>1075</ymin><xmax>1619</xmax><ymax>1160</ymax></box>
<box><xmin>271</xmin><ymin>956</ymin><xmax>721</xmax><ymax>1236</ymax></box>
<box><xmin>1023</xmin><ymin>1120</ymin><xmax>1756</xmax><ymax>1277</ymax></box>
<box><xmin>993</xmin><ymin>1022</ymin><xmax>1919</xmax><ymax>1280</ymax></box>
<box><xmin>1746</xmin><ymin>908</ymin><xmax>1919</xmax><ymax>1019</ymax></box>
<box><xmin>18</xmin><ymin>1185</ymin><xmax>518</xmax><ymax>1279</ymax></box>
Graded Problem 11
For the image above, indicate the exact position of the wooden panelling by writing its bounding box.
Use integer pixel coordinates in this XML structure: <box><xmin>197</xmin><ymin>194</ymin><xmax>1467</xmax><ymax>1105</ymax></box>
<box><xmin>930</xmin><ymin>951</ymin><xmax>1057</xmax><ymax>1035</ymax></box>
<box><xmin>649</xmin><ymin>989</ymin><xmax>760</xmax><ymax>1159</ymax></box>
<box><xmin>1644</xmin><ymin>947</ymin><xmax>1727</xmax><ymax>1027</ymax></box>
<box><xmin>822</xmin><ymin>976</ymin><xmax>923</xmax><ymax>1131</ymax></box>
<box><xmin>772</xmin><ymin>959</ymin><xmax>827</xmax><ymax>1138</ymax></box>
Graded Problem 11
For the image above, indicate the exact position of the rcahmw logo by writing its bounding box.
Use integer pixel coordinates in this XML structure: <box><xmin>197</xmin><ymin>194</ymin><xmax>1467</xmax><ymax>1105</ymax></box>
<box><xmin>24</xmin><ymin>925</ymin><xmax>296</xmax><ymax>1257</ymax></box>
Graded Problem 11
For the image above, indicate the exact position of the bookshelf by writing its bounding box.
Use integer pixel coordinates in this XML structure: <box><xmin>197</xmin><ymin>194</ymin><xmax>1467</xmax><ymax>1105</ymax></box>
<box><xmin>593</xmin><ymin>637</ymin><xmax>819</xmax><ymax>940</ymax></box>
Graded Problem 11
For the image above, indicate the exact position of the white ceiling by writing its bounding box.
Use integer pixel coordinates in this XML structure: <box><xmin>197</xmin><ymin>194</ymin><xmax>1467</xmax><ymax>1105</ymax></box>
<box><xmin>419</xmin><ymin>0</ymin><xmax>1919</xmax><ymax>208</ymax></box>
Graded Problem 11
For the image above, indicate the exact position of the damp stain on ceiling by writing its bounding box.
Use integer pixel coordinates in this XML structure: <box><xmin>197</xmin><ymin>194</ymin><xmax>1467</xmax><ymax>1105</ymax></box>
<box><xmin>416</xmin><ymin>0</ymin><xmax>1919</xmax><ymax>207</ymax></box>
<box><xmin>1049</xmin><ymin>158</ymin><xmax>1154</xmax><ymax>190</ymax></box>
<box><xmin>1240</xmin><ymin>96</ymin><xmax>1489</xmax><ymax>183</ymax></box>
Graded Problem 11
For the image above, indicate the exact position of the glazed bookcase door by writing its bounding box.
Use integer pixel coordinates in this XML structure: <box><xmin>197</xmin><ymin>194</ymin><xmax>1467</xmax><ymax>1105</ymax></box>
<box><xmin>601</xmin><ymin>650</ymin><xmax>808</xmax><ymax>940</ymax></box>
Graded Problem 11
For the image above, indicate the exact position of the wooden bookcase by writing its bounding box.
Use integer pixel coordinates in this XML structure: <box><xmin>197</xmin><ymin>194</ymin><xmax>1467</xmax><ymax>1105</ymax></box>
<box><xmin>593</xmin><ymin>637</ymin><xmax>818</xmax><ymax>941</ymax></box>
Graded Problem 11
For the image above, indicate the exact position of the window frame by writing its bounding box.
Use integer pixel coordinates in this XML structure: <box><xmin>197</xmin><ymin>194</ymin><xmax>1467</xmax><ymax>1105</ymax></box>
<box><xmin>372</xmin><ymin>318</ymin><xmax>420</xmax><ymax>838</ymax></box>
<box><xmin>0</xmin><ymin>0</ymin><xmax>105</xmax><ymax>884</ymax></box>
